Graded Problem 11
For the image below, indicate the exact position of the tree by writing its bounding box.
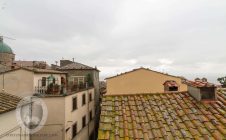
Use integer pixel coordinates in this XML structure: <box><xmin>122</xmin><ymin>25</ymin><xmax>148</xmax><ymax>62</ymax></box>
<box><xmin>217</xmin><ymin>76</ymin><xmax>226</xmax><ymax>87</ymax></box>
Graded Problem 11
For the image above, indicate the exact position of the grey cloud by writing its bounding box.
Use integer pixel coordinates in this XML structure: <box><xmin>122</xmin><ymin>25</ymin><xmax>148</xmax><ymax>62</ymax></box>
<box><xmin>0</xmin><ymin>0</ymin><xmax>226</xmax><ymax>83</ymax></box>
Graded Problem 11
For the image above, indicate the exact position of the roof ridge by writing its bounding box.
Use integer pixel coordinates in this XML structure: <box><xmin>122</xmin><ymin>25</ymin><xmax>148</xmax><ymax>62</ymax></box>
<box><xmin>59</xmin><ymin>61</ymin><xmax>98</xmax><ymax>71</ymax></box>
<box><xmin>104</xmin><ymin>91</ymin><xmax>188</xmax><ymax>96</ymax></box>
<box><xmin>105</xmin><ymin>67</ymin><xmax>183</xmax><ymax>80</ymax></box>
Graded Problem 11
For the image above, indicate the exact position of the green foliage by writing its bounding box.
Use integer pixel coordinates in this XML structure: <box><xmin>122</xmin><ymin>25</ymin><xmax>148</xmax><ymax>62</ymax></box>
<box><xmin>86</xmin><ymin>74</ymin><xmax>93</xmax><ymax>87</ymax></box>
<box><xmin>217</xmin><ymin>76</ymin><xmax>226</xmax><ymax>86</ymax></box>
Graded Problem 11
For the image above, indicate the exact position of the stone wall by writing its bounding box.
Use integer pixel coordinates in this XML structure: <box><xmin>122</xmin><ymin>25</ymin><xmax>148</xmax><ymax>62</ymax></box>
<box><xmin>0</xmin><ymin>53</ymin><xmax>15</xmax><ymax>66</ymax></box>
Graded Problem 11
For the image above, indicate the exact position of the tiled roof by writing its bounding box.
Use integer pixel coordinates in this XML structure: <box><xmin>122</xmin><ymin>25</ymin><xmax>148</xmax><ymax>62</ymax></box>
<box><xmin>185</xmin><ymin>80</ymin><xmax>216</xmax><ymax>88</ymax></box>
<box><xmin>98</xmin><ymin>91</ymin><xmax>226</xmax><ymax>140</ymax></box>
<box><xmin>58</xmin><ymin>62</ymin><xmax>98</xmax><ymax>71</ymax></box>
<box><xmin>24</xmin><ymin>67</ymin><xmax>67</xmax><ymax>74</ymax></box>
<box><xmin>105</xmin><ymin>67</ymin><xmax>183</xmax><ymax>80</ymax></box>
<box><xmin>1</xmin><ymin>67</ymin><xmax>67</xmax><ymax>74</ymax></box>
<box><xmin>14</xmin><ymin>60</ymin><xmax>51</xmax><ymax>69</ymax></box>
<box><xmin>0</xmin><ymin>92</ymin><xmax>21</xmax><ymax>114</ymax></box>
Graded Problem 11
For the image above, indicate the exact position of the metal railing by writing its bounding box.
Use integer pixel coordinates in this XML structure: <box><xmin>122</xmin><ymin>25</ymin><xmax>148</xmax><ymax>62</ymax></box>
<box><xmin>35</xmin><ymin>83</ymin><xmax>94</xmax><ymax>95</ymax></box>
<box><xmin>35</xmin><ymin>85</ymin><xmax>62</xmax><ymax>95</ymax></box>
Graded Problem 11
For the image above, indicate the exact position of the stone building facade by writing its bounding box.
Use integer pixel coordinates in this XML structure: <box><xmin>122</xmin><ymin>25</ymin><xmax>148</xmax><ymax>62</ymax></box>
<box><xmin>54</xmin><ymin>59</ymin><xmax>100</xmax><ymax>139</ymax></box>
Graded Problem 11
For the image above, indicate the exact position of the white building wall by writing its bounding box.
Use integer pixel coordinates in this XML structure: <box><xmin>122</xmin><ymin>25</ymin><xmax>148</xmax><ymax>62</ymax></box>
<box><xmin>33</xmin><ymin>73</ymin><xmax>66</xmax><ymax>90</ymax></box>
<box><xmin>0</xmin><ymin>110</ymin><xmax>29</xmax><ymax>140</ymax></box>
<box><xmin>65</xmin><ymin>88</ymin><xmax>95</xmax><ymax>140</ymax></box>
<box><xmin>32</xmin><ymin>88</ymin><xmax>95</xmax><ymax>140</ymax></box>
<box><xmin>0</xmin><ymin>69</ymin><xmax>66</xmax><ymax>97</ymax></box>
<box><xmin>31</xmin><ymin>97</ymin><xmax>65</xmax><ymax>140</ymax></box>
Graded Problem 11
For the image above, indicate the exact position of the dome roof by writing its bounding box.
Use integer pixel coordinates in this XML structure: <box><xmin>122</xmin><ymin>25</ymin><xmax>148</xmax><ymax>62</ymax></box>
<box><xmin>0</xmin><ymin>37</ymin><xmax>13</xmax><ymax>54</ymax></box>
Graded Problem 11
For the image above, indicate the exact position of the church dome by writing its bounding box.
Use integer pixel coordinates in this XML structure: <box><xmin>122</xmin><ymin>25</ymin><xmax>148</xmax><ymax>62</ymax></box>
<box><xmin>0</xmin><ymin>37</ymin><xmax>14</xmax><ymax>54</ymax></box>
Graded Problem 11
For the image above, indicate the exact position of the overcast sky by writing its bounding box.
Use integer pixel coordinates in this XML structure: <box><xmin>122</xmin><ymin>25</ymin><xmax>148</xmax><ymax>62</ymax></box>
<box><xmin>0</xmin><ymin>0</ymin><xmax>226</xmax><ymax>83</ymax></box>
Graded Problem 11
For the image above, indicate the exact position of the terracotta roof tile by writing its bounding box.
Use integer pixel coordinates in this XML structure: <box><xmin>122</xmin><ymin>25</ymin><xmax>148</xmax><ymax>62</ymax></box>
<box><xmin>185</xmin><ymin>80</ymin><xmax>216</xmax><ymax>88</ymax></box>
<box><xmin>1</xmin><ymin>67</ymin><xmax>67</xmax><ymax>74</ymax></box>
<box><xmin>98</xmin><ymin>91</ymin><xmax>226</xmax><ymax>140</ymax></box>
<box><xmin>0</xmin><ymin>92</ymin><xmax>21</xmax><ymax>114</ymax></box>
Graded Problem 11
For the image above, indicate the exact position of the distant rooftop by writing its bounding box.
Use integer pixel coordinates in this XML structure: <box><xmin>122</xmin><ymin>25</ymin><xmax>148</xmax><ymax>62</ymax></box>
<box><xmin>58</xmin><ymin>60</ymin><xmax>99</xmax><ymax>71</ymax></box>
<box><xmin>0</xmin><ymin>67</ymin><xmax>67</xmax><ymax>74</ymax></box>
<box><xmin>14</xmin><ymin>60</ymin><xmax>51</xmax><ymax>69</ymax></box>
<box><xmin>184</xmin><ymin>80</ymin><xmax>216</xmax><ymax>88</ymax></box>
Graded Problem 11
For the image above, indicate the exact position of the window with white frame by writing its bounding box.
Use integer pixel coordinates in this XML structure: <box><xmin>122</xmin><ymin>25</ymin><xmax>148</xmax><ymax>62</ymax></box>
<box><xmin>41</xmin><ymin>77</ymin><xmax>46</xmax><ymax>86</ymax></box>
<box><xmin>69</xmin><ymin>76</ymin><xmax>85</xmax><ymax>86</ymax></box>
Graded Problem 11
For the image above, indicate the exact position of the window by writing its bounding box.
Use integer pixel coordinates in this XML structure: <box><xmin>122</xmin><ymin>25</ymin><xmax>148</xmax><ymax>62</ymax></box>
<box><xmin>89</xmin><ymin>93</ymin><xmax>92</xmax><ymax>102</ymax></box>
<box><xmin>41</xmin><ymin>77</ymin><xmax>46</xmax><ymax>86</ymax></box>
<box><xmin>82</xmin><ymin>115</ymin><xmax>86</xmax><ymax>128</ymax></box>
<box><xmin>72</xmin><ymin>97</ymin><xmax>77</xmax><ymax>111</ymax></box>
<box><xmin>201</xmin><ymin>87</ymin><xmax>215</xmax><ymax>100</ymax></box>
<box><xmin>89</xmin><ymin>110</ymin><xmax>92</xmax><ymax>121</ymax></box>
<box><xmin>169</xmin><ymin>86</ymin><xmax>178</xmax><ymax>91</ymax></box>
<box><xmin>82</xmin><ymin>94</ymin><xmax>86</xmax><ymax>106</ymax></box>
<box><xmin>78</xmin><ymin>77</ymin><xmax>85</xmax><ymax>84</ymax></box>
<box><xmin>69</xmin><ymin>76</ymin><xmax>85</xmax><ymax>86</ymax></box>
<box><xmin>72</xmin><ymin>123</ymin><xmax>77</xmax><ymax>138</ymax></box>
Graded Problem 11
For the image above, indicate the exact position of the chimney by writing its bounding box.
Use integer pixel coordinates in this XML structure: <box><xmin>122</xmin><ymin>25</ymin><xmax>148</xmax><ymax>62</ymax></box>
<box><xmin>187</xmin><ymin>80</ymin><xmax>216</xmax><ymax>102</ymax></box>
<box><xmin>202</xmin><ymin>77</ymin><xmax>207</xmax><ymax>82</ymax></box>
<box><xmin>195</xmin><ymin>78</ymin><xmax>201</xmax><ymax>82</ymax></box>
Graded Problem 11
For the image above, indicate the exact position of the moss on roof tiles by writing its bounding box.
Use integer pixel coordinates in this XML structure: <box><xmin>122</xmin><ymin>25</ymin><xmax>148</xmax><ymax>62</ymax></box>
<box><xmin>98</xmin><ymin>91</ymin><xmax>226</xmax><ymax>140</ymax></box>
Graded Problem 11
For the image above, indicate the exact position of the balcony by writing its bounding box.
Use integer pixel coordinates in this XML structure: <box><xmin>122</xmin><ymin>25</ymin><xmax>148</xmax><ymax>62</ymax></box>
<box><xmin>35</xmin><ymin>84</ymin><xmax>63</xmax><ymax>95</ymax></box>
<box><xmin>35</xmin><ymin>83</ymin><xmax>93</xmax><ymax>96</ymax></box>
<box><xmin>66</xmin><ymin>83</ymin><xmax>94</xmax><ymax>93</ymax></box>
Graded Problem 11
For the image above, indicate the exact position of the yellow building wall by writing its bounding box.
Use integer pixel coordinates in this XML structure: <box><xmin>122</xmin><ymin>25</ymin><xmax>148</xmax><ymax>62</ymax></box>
<box><xmin>106</xmin><ymin>68</ymin><xmax>187</xmax><ymax>95</ymax></box>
